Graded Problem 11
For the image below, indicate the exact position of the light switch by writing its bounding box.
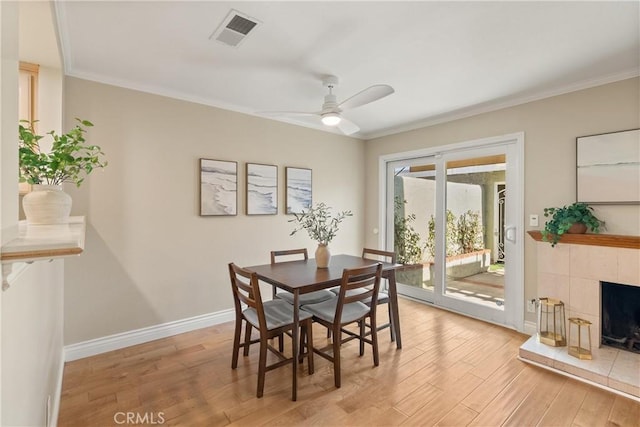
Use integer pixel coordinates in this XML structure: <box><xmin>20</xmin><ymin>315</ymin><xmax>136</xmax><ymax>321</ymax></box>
<box><xmin>529</xmin><ymin>214</ymin><xmax>539</xmax><ymax>227</ymax></box>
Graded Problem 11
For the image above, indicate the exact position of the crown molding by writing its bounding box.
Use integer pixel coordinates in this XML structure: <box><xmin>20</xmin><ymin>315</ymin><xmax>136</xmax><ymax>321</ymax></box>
<box><xmin>364</xmin><ymin>68</ymin><xmax>640</xmax><ymax>140</ymax></box>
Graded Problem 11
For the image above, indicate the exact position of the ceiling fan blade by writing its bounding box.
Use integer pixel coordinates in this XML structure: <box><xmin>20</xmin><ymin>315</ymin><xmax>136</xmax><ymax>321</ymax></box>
<box><xmin>336</xmin><ymin>117</ymin><xmax>360</xmax><ymax>135</ymax></box>
<box><xmin>338</xmin><ymin>84</ymin><xmax>394</xmax><ymax>110</ymax></box>
<box><xmin>265</xmin><ymin>113</ymin><xmax>324</xmax><ymax>129</ymax></box>
<box><xmin>258</xmin><ymin>110</ymin><xmax>320</xmax><ymax>117</ymax></box>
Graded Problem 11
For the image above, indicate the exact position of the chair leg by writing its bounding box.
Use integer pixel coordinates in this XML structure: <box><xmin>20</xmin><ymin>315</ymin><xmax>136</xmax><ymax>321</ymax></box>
<box><xmin>231</xmin><ymin>317</ymin><xmax>242</xmax><ymax>369</ymax></box>
<box><xmin>243</xmin><ymin>322</ymin><xmax>252</xmax><ymax>356</ymax></box>
<box><xmin>298</xmin><ymin>325</ymin><xmax>306</xmax><ymax>363</ymax></box>
<box><xmin>257</xmin><ymin>336</ymin><xmax>268</xmax><ymax>398</ymax></box>
<box><xmin>333</xmin><ymin>325</ymin><xmax>342</xmax><ymax>388</ymax></box>
<box><xmin>306</xmin><ymin>320</ymin><xmax>314</xmax><ymax>375</ymax></box>
<box><xmin>279</xmin><ymin>334</ymin><xmax>285</xmax><ymax>352</ymax></box>
<box><xmin>359</xmin><ymin>320</ymin><xmax>365</xmax><ymax>356</ymax></box>
<box><xmin>388</xmin><ymin>303</ymin><xmax>395</xmax><ymax>342</ymax></box>
<box><xmin>370</xmin><ymin>314</ymin><xmax>379</xmax><ymax>367</ymax></box>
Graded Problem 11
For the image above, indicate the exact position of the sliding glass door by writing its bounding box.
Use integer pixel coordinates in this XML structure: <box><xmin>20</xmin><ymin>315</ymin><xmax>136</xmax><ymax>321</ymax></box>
<box><xmin>384</xmin><ymin>134</ymin><xmax>524</xmax><ymax>329</ymax></box>
<box><xmin>387</xmin><ymin>156</ymin><xmax>437</xmax><ymax>303</ymax></box>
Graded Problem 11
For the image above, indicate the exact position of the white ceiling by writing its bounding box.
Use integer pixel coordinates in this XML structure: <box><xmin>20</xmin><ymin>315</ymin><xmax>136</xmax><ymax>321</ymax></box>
<box><xmin>53</xmin><ymin>1</ymin><xmax>639</xmax><ymax>140</ymax></box>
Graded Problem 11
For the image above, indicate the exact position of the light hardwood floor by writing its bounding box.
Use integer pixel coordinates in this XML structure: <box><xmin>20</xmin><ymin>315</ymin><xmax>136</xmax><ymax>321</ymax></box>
<box><xmin>58</xmin><ymin>298</ymin><xmax>640</xmax><ymax>426</ymax></box>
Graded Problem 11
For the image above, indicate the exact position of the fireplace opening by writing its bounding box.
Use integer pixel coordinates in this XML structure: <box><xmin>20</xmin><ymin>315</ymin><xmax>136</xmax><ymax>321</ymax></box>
<box><xmin>601</xmin><ymin>281</ymin><xmax>640</xmax><ymax>354</ymax></box>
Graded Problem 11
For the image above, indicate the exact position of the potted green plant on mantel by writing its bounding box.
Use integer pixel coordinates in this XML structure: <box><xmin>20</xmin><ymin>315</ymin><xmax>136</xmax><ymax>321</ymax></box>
<box><xmin>19</xmin><ymin>118</ymin><xmax>107</xmax><ymax>224</ymax></box>
<box><xmin>289</xmin><ymin>202</ymin><xmax>352</xmax><ymax>268</ymax></box>
<box><xmin>542</xmin><ymin>202</ymin><xmax>604</xmax><ymax>247</ymax></box>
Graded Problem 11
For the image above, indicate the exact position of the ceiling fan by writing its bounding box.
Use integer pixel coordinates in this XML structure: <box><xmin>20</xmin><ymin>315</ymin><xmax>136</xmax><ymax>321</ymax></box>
<box><xmin>261</xmin><ymin>75</ymin><xmax>394</xmax><ymax>135</ymax></box>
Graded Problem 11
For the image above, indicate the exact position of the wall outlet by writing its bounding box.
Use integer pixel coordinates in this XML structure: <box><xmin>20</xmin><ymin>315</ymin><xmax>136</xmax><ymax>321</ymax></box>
<box><xmin>527</xmin><ymin>299</ymin><xmax>537</xmax><ymax>313</ymax></box>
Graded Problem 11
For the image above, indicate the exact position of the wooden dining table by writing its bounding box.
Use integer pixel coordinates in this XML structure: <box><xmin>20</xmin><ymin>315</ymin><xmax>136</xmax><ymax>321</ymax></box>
<box><xmin>245</xmin><ymin>254</ymin><xmax>402</xmax><ymax>400</ymax></box>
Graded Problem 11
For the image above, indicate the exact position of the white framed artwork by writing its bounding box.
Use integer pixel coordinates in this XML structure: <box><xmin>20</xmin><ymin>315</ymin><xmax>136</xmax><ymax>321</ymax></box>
<box><xmin>246</xmin><ymin>163</ymin><xmax>278</xmax><ymax>215</ymax></box>
<box><xmin>285</xmin><ymin>167</ymin><xmax>312</xmax><ymax>214</ymax></box>
<box><xmin>577</xmin><ymin>129</ymin><xmax>640</xmax><ymax>204</ymax></box>
<box><xmin>200</xmin><ymin>158</ymin><xmax>238</xmax><ymax>216</ymax></box>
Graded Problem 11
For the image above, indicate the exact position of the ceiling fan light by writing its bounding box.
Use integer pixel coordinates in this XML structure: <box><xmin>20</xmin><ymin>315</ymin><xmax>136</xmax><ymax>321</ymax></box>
<box><xmin>321</xmin><ymin>112</ymin><xmax>341</xmax><ymax>126</ymax></box>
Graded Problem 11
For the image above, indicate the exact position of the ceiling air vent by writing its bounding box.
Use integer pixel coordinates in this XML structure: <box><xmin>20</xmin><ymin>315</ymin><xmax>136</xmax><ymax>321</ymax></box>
<box><xmin>210</xmin><ymin>10</ymin><xmax>260</xmax><ymax>48</ymax></box>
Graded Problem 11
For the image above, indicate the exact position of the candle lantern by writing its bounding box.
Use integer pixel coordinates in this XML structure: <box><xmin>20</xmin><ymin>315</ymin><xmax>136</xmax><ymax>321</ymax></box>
<box><xmin>568</xmin><ymin>317</ymin><xmax>592</xmax><ymax>360</ymax></box>
<box><xmin>538</xmin><ymin>297</ymin><xmax>566</xmax><ymax>346</ymax></box>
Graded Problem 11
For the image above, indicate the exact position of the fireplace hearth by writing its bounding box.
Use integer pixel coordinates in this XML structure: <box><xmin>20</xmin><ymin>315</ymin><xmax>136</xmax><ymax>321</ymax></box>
<box><xmin>602</xmin><ymin>281</ymin><xmax>640</xmax><ymax>354</ymax></box>
<box><xmin>523</xmin><ymin>232</ymin><xmax>640</xmax><ymax>399</ymax></box>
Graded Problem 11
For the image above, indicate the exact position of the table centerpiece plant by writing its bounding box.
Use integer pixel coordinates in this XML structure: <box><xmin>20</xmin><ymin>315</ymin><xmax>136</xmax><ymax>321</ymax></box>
<box><xmin>289</xmin><ymin>202</ymin><xmax>352</xmax><ymax>268</ymax></box>
<box><xmin>19</xmin><ymin>118</ymin><xmax>107</xmax><ymax>224</ymax></box>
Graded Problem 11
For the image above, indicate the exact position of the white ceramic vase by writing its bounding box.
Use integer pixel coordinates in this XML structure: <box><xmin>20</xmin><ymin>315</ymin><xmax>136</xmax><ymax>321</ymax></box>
<box><xmin>315</xmin><ymin>244</ymin><xmax>331</xmax><ymax>268</ymax></box>
<box><xmin>22</xmin><ymin>184</ymin><xmax>72</xmax><ymax>224</ymax></box>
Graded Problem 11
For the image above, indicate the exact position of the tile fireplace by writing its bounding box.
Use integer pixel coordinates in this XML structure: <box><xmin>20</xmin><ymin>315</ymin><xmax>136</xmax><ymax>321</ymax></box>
<box><xmin>521</xmin><ymin>232</ymin><xmax>640</xmax><ymax>400</ymax></box>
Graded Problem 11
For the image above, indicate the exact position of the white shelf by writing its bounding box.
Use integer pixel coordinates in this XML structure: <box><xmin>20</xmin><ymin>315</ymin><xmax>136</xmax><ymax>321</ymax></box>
<box><xmin>1</xmin><ymin>216</ymin><xmax>86</xmax><ymax>290</ymax></box>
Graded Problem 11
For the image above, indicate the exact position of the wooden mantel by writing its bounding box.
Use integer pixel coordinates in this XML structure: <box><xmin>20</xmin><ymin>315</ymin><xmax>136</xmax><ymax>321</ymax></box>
<box><xmin>527</xmin><ymin>230</ymin><xmax>640</xmax><ymax>249</ymax></box>
<box><xmin>1</xmin><ymin>216</ymin><xmax>86</xmax><ymax>290</ymax></box>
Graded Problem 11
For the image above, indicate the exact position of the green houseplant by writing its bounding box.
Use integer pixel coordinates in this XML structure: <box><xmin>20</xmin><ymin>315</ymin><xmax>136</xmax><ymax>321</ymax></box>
<box><xmin>394</xmin><ymin>197</ymin><xmax>424</xmax><ymax>265</ymax></box>
<box><xmin>19</xmin><ymin>118</ymin><xmax>107</xmax><ymax>224</ymax></box>
<box><xmin>289</xmin><ymin>202</ymin><xmax>352</xmax><ymax>268</ymax></box>
<box><xmin>19</xmin><ymin>118</ymin><xmax>106</xmax><ymax>186</ymax></box>
<box><xmin>542</xmin><ymin>202</ymin><xmax>604</xmax><ymax>247</ymax></box>
<box><xmin>425</xmin><ymin>209</ymin><xmax>484</xmax><ymax>259</ymax></box>
<box><xmin>393</xmin><ymin>197</ymin><xmax>427</xmax><ymax>287</ymax></box>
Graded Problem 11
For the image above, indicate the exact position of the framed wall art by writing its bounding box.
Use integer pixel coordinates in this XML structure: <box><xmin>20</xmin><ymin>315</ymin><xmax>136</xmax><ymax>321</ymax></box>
<box><xmin>246</xmin><ymin>163</ymin><xmax>278</xmax><ymax>215</ymax></box>
<box><xmin>576</xmin><ymin>129</ymin><xmax>640</xmax><ymax>204</ymax></box>
<box><xmin>285</xmin><ymin>167</ymin><xmax>312</xmax><ymax>214</ymax></box>
<box><xmin>200</xmin><ymin>158</ymin><xmax>237</xmax><ymax>216</ymax></box>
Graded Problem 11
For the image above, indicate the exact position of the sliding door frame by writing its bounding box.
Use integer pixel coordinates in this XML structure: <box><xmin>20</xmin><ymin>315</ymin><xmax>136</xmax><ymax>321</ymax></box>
<box><xmin>377</xmin><ymin>132</ymin><xmax>525</xmax><ymax>332</ymax></box>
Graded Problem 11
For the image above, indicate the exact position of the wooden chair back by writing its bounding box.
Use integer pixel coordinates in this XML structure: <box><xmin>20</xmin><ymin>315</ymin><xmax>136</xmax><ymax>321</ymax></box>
<box><xmin>270</xmin><ymin>249</ymin><xmax>309</xmax><ymax>299</ymax></box>
<box><xmin>228</xmin><ymin>263</ymin><xmax>266</xmax><ymax>329</ymax></box>
<box><xmin>362</xmin><ymin>248</ymin><xmax>396</xmax><ymax>264</ymax></box>
<box><xmin>270</xmin><ymin>248</ymin><xmax>308</xmax><ymax>264</ymax></box>
<box><xmin>334</xmin><ymin>263</ymin><xmax>382</xmax><ymax>324</ymax></box>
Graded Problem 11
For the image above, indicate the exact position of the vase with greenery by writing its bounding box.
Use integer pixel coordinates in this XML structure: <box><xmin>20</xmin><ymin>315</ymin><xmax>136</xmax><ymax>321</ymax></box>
<box><xmin>542</xmin><ymin>202</ymin><xmax>604</xmax><ymax>247</ymax></box>
<box><xmin>289</xmin><ymin>202</ymin><xmax>352</xmax><ymax>268</ymax></box>
<box><xmin>19</xmin><ymin>118</ymin><xmax>107</xmax><ymax>224</ymax></box>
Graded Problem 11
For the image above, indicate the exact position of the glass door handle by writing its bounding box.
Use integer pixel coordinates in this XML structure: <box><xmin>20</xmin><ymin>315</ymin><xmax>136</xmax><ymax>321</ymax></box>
<box><xmin>505</xmin><ymin>226</ymin><xmax>516</xmax><ymax>243</ymax></box>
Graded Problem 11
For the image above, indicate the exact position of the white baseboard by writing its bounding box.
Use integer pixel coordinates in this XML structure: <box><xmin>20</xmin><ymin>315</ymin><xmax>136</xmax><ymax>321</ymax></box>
<box><xmin>64</xmin><ymin>309</ymin><xmax>235</xmax><ymax>362</ymax></box>
<box><xmin>523</xmin><ymin>320</ymin><xmax>537</xmax><ymax>336</ymax></box>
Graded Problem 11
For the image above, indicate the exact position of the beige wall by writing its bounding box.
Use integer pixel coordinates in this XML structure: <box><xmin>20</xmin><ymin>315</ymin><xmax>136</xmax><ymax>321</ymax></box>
<box><xmin>1</xmin><ymin>2</ymin><xmax>66</xmax><ymax>425</ymax></box>
<box><xmin>1</xmin><ymin>1</ymin><xmax>18</xmax><ymax>243</ymax></box>
<box><xmin>364</xmin><ymin>77</ymin><xmax>640</xmax><ymax>324</ymax></box>
<box><xmin>0</xmin><ymin>3</ymin><xmax>11</xmax><ymax>422</ymax></box>
<box><xmin>2</xmin><ymin>260</ymin><xmax>64</xmax><ymax>427</ymax></box>
<box><xmin>63</xmin><ymin>77</ymin><xmax>365</xmax><ymax>344</ymax></box>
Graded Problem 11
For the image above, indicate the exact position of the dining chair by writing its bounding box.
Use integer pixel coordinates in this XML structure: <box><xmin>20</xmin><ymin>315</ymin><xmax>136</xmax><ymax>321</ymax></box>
<box><xmin>330</xmin><ymin>248</ymin><xmax>397</xmax><ymax>345</ymax></box>
<box><xmin>300</xmin><ymin>263</ymin><xmax>382</xmax><ymax>388</ymax></box>
<box><xmin>270</xmin><ymin>249</ymin><xmax>335</xmax><ymax>306</ymax></box>
<box><xmin>229</xmin><ymin>263</ymin><xmax>314</xmax><ymax>400</ymax></box>
<box><xmin>361</xmin><ymin>248</ymin><xmax>397</xmax><ymax>343</ymax></box>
